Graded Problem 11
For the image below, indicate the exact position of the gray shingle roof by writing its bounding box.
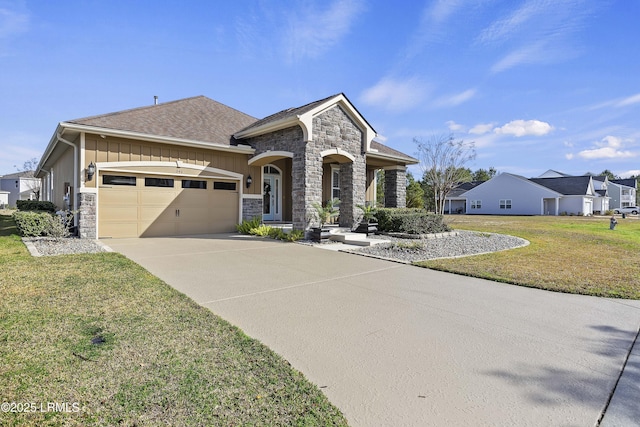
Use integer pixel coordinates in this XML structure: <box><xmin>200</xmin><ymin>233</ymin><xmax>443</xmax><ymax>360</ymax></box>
<box><xmin>67</xmin><ymin>96</ymin><xmax>258</xmax><ymax>145</ymax></box>
<box><xmin>530</xmin><ymin>176</ymin><xmax>592</xmax><ymax>195</ymax></box>
<box><xmin>611</xmin><ymin>178</ymin><xmax>638</xmax><ymax>188</ymax></box>
<box><xmin>235</xmin><ymin>94</ymin><xmax>340</xmax><ymax>135</ymax></box>
<box><xmin>370</xmin><ymin>140</ymin><xmax>418</xmax><ymax>163</ymax></box>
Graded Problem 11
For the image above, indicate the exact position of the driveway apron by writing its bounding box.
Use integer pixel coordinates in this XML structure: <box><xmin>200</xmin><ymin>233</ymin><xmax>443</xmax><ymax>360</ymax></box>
<box><xmin>105</xmin><ymin>234</ymin><xmax>640</xmax><ymax>427</ymax></box>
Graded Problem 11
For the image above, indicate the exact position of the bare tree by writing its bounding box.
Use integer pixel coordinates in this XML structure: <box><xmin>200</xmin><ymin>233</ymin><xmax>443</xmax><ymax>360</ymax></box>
<box><xmin>14</xmin><ymin>157</ymin><xmax>41</xmax><ymax>201</ymax></box>
<box><xmin>415</xmin><ymin>134</ymin><xmax>476</xmax><ymax>215</ymax></box>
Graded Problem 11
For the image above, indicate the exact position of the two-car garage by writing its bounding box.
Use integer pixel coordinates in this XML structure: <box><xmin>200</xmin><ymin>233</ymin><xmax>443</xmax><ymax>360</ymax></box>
<box><xmin>98</xmin><ymin>172</ymin><xmax>240</xmax><ymax>238</ymax></box>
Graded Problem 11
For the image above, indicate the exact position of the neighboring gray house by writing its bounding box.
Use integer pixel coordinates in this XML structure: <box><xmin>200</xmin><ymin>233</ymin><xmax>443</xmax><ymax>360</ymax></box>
<box><xmin>451</xmin><ymin>173</ymin><xmax>601</xmax><ymax>216</ymax></box>
<box><xmin>593</xmin><ymin>177</ymin><xmax>637</xmax><ymax>209</ymax></box>
<box><xmin>444</xmin><ymin>181</ymin><xmax>483</xmax><ymax>214</ymax></box>
<box><xmin>0</xmin><ymin>171</ymin><xmax>41</xmax><ymax>207</ymax></box>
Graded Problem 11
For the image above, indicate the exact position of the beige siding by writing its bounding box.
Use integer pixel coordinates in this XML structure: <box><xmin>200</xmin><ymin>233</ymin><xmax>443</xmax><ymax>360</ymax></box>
<box><xmin>365</xmin><ymin>169</ymin><xmax>376</xmax><ymax>204</ymax></box>
<box><xmin>53</xmin><ymin>146</ymin><xmax>76</xmax><ymax>210</ymax></box>
<box><xmin>84</xmin><ymin>133</ymin><xmax>261</xmax><ymax>195</ymax></box>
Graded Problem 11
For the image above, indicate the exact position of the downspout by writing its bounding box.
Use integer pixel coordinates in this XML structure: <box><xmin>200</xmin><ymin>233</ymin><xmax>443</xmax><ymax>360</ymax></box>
<box><xmin>56</xmin><ymin>133</ymin><xmax>78</xmax><ymax>224</ymax></box>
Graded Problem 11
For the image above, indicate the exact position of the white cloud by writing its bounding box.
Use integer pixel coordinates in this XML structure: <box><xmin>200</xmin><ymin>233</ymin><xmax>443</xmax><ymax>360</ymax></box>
<box><xmin>591</xmin><ymin>92</ymin><xmax>640</xmax><ymax>110</ymax></box>
<box><xmin>360</xmin><ymin>77</ymin><xmax>429</xmax><ymax>112</ymax></box>
<box><xmin>0</xmin><ymin>6</ymin><xmax>29</xmax><ymax>38</ymax></box>
<box><xmin>446</xmin><ymin>120</ymin><xmax>465</xmax><ymax>132</ymax></box>
<box><xmin>494</xmin><ymin>119</ymin><xmax>553</xmax><ymax>137</ymax></box>
<box><xmin>284</xmin><ymin>0</ymin><xmax>364</xmax><ymax>62</ymax></box>
<box><xmin>434</xmin><ymin>89</ymin><xmax>476</xmax><ymax>107</ymax></box>
<box><xmin>476</xmin><ymin>0</ymin><xmax>548</xmax><ymax>45</ymax></box>
<box><xmin>577</xmin><ymin>136</ymin><xmax>637</xmax><ymax>160</ymax></box>
<box><xmin>480</xmin><ymin>0</ymin><xmax>596</xmax><ymax>73</ymax></box>
<box><xmin>469</xmin><ymin>122</ymin><xmax>495</xmax><ymax>135</ymax></box>
<box><xmin>620</xmin><ymin>170</ymin><xmax>640</xmax><ymax>178</ymax></box>
<box><xmin>565</xmin><ymin>153</ymin><xmax>574</xmax><ymax>160</ymax></box>
<box><xmin>616</xmin><ymin>93</ymin><xmax>640</xmax><ymax>107</ymax></box>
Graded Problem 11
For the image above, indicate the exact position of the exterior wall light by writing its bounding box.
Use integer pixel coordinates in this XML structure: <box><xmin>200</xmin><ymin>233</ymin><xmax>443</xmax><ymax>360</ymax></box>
<box><xmin>87</xmin><ymin>162</ymin><xmax>96</xmax><ymax>181</ymax></box>
<box><xmin>246</xmin><ymin>174</ymin><xmax>252</xmax><ymax>189</ymax></box>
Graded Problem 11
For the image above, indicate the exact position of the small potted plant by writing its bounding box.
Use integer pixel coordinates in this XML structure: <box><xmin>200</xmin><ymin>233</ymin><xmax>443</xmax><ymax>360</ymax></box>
<box><xmin>311</xmin><ymin>198</ymin><xmax>339</xmax><ymax>242</ymax></box>
<box><xmin>355</xmin><ymin>204</ymin><xmax>378</xmax><ymax>235</ymax></box>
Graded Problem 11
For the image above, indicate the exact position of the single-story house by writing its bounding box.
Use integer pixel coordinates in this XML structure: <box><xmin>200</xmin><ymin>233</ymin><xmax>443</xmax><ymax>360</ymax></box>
<box><xmin>450</xmin><ymin>173</ymin><xmax>604</xmax><ymax>216</ymax></box>
<box><xmin>444</xmin><ymin>181</ymin><xmax>483</xmax><ymax>214</ymax></box>
<box><xmin>36</xmin><ymin>94</ymin><xmax>417</xmax><ymax>238</ymax></box>
<box><xmin>0</xmin><ymin>171</ymin><xmax>41</xmax><ymax>207</ymax></box>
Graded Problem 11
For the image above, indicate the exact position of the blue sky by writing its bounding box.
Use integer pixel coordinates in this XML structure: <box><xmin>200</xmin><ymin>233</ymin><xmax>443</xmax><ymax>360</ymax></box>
<box><xmin>1</xmin><ymin>0</ymin><xmax>639</xmax><ymax>179</ymax></box>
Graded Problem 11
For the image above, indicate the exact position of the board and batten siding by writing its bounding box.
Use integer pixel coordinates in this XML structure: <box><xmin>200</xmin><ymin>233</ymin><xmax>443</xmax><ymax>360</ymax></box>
<box><xmin>83</xmin><ymin>134</ymin><xmax>260</xmax><ymax>195</ymax></box>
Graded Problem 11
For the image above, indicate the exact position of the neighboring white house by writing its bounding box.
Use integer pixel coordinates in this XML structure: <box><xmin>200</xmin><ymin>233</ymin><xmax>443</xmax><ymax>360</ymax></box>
<box><xmin>0</xmin><ymin>171</ymin><xmax>41</xmax><ymax>207</ymax></box>
<box><xmin>0</xmin><ymin>190</ymin><xmax>9</xmax><ymax>208</ymax></box>
<box><xmin>450</xmin><ymin>173</ymin><xmax>602</xmax><ymax>216</ymax></box>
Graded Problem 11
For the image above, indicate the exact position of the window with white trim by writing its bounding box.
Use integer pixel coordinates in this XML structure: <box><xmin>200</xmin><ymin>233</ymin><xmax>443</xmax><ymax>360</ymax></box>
<box><xmin>331</xmin><ymin>166</ymin><xmax>340</xmax><ymax>200</ymax></box>
<box><xmin>500</xmin><ymin>199</ymin><xmax>512</xmax><ymax>209</ymax></box>
<box><xmin>471</xmin><ymin>200</ymin><xmax>481</xmax><ymax>209</ymax></box>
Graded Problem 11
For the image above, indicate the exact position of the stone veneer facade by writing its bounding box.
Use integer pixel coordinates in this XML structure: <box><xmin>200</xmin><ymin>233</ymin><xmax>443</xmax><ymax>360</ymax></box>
<box><xmin>245</xmin><ymin>105</ymin><xmax>367</xmax><ymax>231</ymax></box>
<box><xmin>384</xmin><ymin>168</ymin><xmax>407</xmax><ymax>208</ymax></box>
<box><xmin>312</xmin><ymin>106</ymin><xmax>366</xmax><ymax>228</ymax></box>
<box><xmin>78</xmin><ymin>192</ymin><xmax>96</xmax><ymax>239</ymax></box>
<box><xmin>242</xmin><ymin>197</ymin><xmax>262</xmax><ymax>221</ymax></box>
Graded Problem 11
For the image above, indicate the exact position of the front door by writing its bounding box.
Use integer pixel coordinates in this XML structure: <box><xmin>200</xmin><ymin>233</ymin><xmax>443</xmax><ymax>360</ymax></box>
<box><xmin>263</xmin><ymin>174</ymin><xmax>281</xmax><ymax>221</ymax></box>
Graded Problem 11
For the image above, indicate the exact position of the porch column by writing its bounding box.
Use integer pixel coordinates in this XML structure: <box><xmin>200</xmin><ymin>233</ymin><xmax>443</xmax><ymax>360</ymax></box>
<box><xmin>292</xmin><ymin>144</ymin><xmax>322</xmax><ymax>230</ymax></box>
<box><xmin>384</xmin><ymin>166</ymin><xmax>407</xmax><ymax>208</ymax></box>
<box><xmin>339</xmin><ymin>157</ymin><xmax>366</xmax><ymax>228</ymax></box>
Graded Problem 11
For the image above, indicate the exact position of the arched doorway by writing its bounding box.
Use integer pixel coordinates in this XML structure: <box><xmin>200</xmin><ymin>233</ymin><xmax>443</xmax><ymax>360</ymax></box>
<box><xmin>263</xmin><ymin>164</ymin><xmax>282</xmax><ymax>221</ymax></box>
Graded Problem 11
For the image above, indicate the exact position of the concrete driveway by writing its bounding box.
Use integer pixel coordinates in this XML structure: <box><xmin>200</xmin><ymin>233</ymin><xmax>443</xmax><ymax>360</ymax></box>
<box><xmin>105</xmin><ymin>234</ymin><xmax>640</xmax><ymax>427</ymax></box>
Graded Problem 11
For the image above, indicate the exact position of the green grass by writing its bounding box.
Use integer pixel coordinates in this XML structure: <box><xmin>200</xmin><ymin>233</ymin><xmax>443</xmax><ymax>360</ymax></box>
<box><xmin>0</xmin><ymin>213</ymin><xmax>348</xmax><ymax>426</ymax></box>
<box><xmin>415</xmin><ymin>215</ymin><xmax>640</xmax><ymax>299</ymax></box>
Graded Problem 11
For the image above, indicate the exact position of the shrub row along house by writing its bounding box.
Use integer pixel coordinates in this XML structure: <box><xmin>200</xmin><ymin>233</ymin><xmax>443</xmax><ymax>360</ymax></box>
<box><xmin>445</xmin><ymin>169</ymin><xmax>637</xmax><ymax>216</ymax></box>
<box><xmin>35</xmin><ymin>94</ymin><xmax>417</xmax><ymax>238</ymax></box>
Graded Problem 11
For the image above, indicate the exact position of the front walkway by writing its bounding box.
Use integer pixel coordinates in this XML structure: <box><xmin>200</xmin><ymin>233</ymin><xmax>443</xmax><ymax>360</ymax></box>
<box><xmin>105</xmin><ymin>234</ymin><xmax>640</xmax><ymax>426</ymax></box>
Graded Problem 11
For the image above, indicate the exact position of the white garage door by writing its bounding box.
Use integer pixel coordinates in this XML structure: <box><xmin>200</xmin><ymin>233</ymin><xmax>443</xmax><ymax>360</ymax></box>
<box><xmin>98</xmin><ymin>173</ymin><xmax>239</xmax><ymax>238</ymax></box>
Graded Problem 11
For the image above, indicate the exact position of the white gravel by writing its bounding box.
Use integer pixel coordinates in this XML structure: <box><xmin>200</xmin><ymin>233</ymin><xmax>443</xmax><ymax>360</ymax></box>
<box><xmin>350</xmin><ymin>230</ymin><xmax>529</xmax><ymax>262</ymax></box>
<box><xmin>22</xmin><ymin>237</ymin><xmax>112</xmax><ymax>257</ymax></box>
<box><xmin>21</xmin><ymin>230</ymin><xmax>528</xmax><ymax>261</ymax></box>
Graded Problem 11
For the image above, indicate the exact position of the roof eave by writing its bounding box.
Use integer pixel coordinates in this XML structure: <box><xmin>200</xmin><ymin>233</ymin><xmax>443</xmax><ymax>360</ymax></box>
<box><xmin>366</xmin><ymin>151</ymin><xmax>419</xmax><ymax>165</ymax></box>
<box><xmin>233</xmin><ymin>116</ymin><xmax>299</xmax><ymax>139</ymax></box>
<box><xmin>61</xmin><ymin>122</ymin><xmax>255</xmax><ymax>155</ymax></box>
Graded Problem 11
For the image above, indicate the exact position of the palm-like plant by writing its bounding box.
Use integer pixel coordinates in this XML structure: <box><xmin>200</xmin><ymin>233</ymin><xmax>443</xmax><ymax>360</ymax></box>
<box><xmin>312</xmin><ymin>198</ymin><xmax>340</xmax><ymax>227</ymax></box>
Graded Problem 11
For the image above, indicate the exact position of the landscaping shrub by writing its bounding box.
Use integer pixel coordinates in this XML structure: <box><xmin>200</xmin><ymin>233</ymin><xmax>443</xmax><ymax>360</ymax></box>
<box><xmin>235</xmin><ymin>217</ymin><xmax>304</xmax><ymax>242</ymax></box>
<box><xmin>12</xmin><ymin>210</ymin><xmax>73</xmax><ymax>237</ymax></box>
<box><xmin>16</xmin><ymin>200</ymin><xmax>57</xmax><ymax>212</ymax></box>
<box><xmin>376</xmin><ymin>208</ymin><xmax>450</xmax><ymax>234</ymax></box>
<box><xmin>250</xmin><ymin>224</ymin><xmax>274</xmax><ymax>236</ymax></box>
<box><xmin>236</xmin><ymin>217</ymin><xmax>261</xmax><ymax>234</ymax></box>
<box><xmin>13</xmin><ymin>211</ymin><xmax>53</xmax><ymax>237</ymax></box>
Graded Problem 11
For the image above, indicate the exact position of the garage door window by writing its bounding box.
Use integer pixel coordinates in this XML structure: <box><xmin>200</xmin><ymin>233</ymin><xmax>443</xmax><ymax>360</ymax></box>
<box><xmin>103</xmin><ymin>175</ymin><xmax>136</xmax><ymax>186</ymax></box>
<box><xmin>145</xmin><ymin>177</ymin><xmax>174</xmax><ymax>187</ymax></box>
<box><xmin>182</xmin><ymin>180</ymin><xmax>207</xmax><ymax>189</ymax></box>
<box><xmin>213</xmin><ymin>181</ymin><xmax>236</xmax><ymax>191</ymax></box>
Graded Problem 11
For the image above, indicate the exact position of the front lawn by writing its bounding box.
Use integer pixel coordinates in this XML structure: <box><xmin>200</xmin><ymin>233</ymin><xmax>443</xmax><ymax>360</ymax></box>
<box><xmin>0</xmin><ymin>214</ymin><xmax>347</xmax><ymax>426</ymax></box>
<box><xmin>416</xmin><ymin>215</ymin><xmax>640</xmax><ymax>299</ymax></box>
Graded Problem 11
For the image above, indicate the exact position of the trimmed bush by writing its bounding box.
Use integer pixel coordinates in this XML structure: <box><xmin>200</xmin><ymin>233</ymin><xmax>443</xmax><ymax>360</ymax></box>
<box><xmin>376</xmin><ymin>208</ymin><xmax>449</xmax><ymax>234</ymax></box>
<box><xmin>13</xmin><ymin>211</ymin><xmax>52</xmax><ymax>237</ymax></box>
<box><xmin>12</xmin><ymin>210</ymin><xmax>73</xmax><ymax>237</ymax></box>
<box><xmin>16</xmin><ymin>200</ymin><xmax>57</xmax><ymax>213</ymax></box>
